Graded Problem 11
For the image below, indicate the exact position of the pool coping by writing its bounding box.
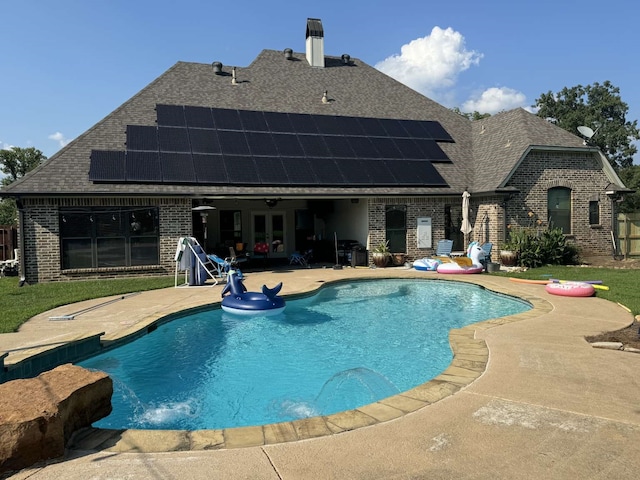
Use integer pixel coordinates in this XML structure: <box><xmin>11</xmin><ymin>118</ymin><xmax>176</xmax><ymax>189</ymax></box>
<box><xmin>67</xmin><ymin>276</ymin><xmax>553</xmax><ymax>454</ymax></box>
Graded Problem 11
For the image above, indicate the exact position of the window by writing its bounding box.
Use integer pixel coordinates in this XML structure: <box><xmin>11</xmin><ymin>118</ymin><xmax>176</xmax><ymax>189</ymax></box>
<box><xmin>219</xmin><ymin>210</ymin><xmax>242</xmax><ymax>246</ymax></box>
<box><xmin>385</xmin><ymin>205</ymin><xmax>407</xmax><ymax>253</ymax></box>
<box><xmin>589</xmin><ymin>200</ymin><xmax>600</xmax><ymax>225</ymax></box>
<box><xmin>547</xmin><ymin>187</ymin><xmax>571</xmax><ymax>233</ymax></box>
<box><xmin>60</xmin><ymin>207</ymin><xmax>159</xmax><ymax>269</ymax></box>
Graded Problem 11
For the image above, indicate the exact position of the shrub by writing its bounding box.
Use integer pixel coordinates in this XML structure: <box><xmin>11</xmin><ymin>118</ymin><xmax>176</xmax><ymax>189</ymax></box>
<box><xmin>503</xmin><ymin>227</ymin><xmax>579</xmax><ymax>268</ymax></box>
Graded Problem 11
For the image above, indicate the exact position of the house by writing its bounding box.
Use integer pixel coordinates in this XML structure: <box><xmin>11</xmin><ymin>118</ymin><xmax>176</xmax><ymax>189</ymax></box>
<box><xmin>1</xmin><ymin>19</ymin><xmax>630</xmax><ymax>283</ymax></box>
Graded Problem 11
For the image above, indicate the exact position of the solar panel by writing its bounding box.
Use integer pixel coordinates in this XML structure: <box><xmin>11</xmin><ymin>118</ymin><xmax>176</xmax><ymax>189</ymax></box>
<box><xmin>288</xmin><ymin>113</ymin><xmax>318</xmax><ymax>134</ymax></box>
<box><xmin>126</xmin><ymin>125</ymin><xmax>158</xmax><ymax>151</ymax></box>
<box><xmin>89</xmin><ymin>150</ymin><xmax>125</xmax><ymax>181</ymax></box>
<box><xmin>356</xmin><ymin>117</ymin><xmax>387</xmax><ymax>137</ymax></box>
<box><xmin>387</xmin><ymin>160</ymin><xmax>447</xmax><ymax>185</ymax></box>
<box><xmin>369</xmin><ymin>137</ymin><xmax>401</xmax><ymax>158</ymax></box>
<box><xmin>398</xmin><ymin>119</ymin><xmax>430</xmax><ymax>138</ymax></box>
<box><xmin>378</xmin><ymin>118</ymin><xmax>410</xmax><ymax>137</ymax></box>
<box><xmin>348</xmin><ymin>136</ymin><xmax>381</xmax><ymax>158</ymax></box>
<box><xmin>365</xmin><ymin>160</ymin><xmax>395</xmax><ymax>184</ymax></box>
<box><xmin>254</xmin><ymin>157</ymin><xmax>287</xmax><ymax>184</ymax></box>
<box><xmin>335</xmin><ymin>158</ymin><xmax>372</xmax><ymax>184</ymax></box>
<box><xmin>238</xmin><ymin>110</ymin><xmax>269</xmax><ymax>132</ymax></box>
<box><xmin>114</xmin><ymin>105</ymin><xmax>455</xmax><ymax>188</ymax></box>
<box><xmin>156</xmin><ymin>104</ymin><xmax>186</xmax><ymax>126</ymax></box>
<box><xmin>184</xmin><ymin>106</ymin><xmax>214</xmax><ymax>128</ymax></box>
<box><xmin>297</xmin><ymin>134</ymin><xmax>330</xmax><ymax>157</ymax></box>
<box><xmin>212</xmin><ymin>108</ymin><xmax>242</xmax><ymax>130</ymax></box>
<box><xmin>280</xmin><ymin>157</ymin><xmax>318</xmax><ymax>184</ymax></box>
<box><xmin>307</xmin><ymin>157</ymin><xmax>346</xmax><ymax>184</ymax></box>
<box><xmin>311</xmin><ymin>114</ymin><xmax>342</xmax><ymax>135</ymax></box>
<box><xmin>217</xmin><ymin>130</ymin><xmax>250</xmax><ymax>155</ymax></box>
<box><xmin>125</xmin><ymin>151</ymin><xmax>162</xmax><ymax>182</ymax></box>
<box><xmin>272</xmin><ymin>133</ymin><xmax>304</xmax><ymax>156</ymax></box>
<box><xmin>223</xmin><ymin>155</ymin><xmax>261</xmax><ymax>184</ymax></box>
<box><xmin>188</xmin><ymin>128</ymin><xmax>221</xmax><ymax>154</ymax></box>
<box><xmin>334</xmin><ymin>116</ymin><xmax>365</xmax><ymax>136</ymax></box>
<box><xmin>245</xmin><ymin>131</ymin><xmax>278</xmax><ymax>156</ymax></box>
<box><xmin>323</xmin><ymin>135</ymin><xmax>356</xmax><ymax>157</ymax></box>
<box><xmin>392</xmin><ymin>138</ymin><xmax>425</xmax><ymax>159</ymax></box>
<box><xmin>262</xmin><ymin>111</ymin><xmax>294</xmax><ymax>132</ymax></box>
<box><xmin>414</xmin><ymin>138</ymin><xmax>451</xmax><ymax>162</ymax></box>
<box><xmin>193</xmin><ymin>154</ymin><xmax>228</xmax><ymax>184</ymax></box>
<box><xmin>158</xmin><ymin>127</ymin><xmax>190</xmax><ymax>152</ymax></box>
<box><xmin>423</xmin><ymin>121</ymin><xmax>454</xmax><ymax>142</ymax></box>
<box><xmin>160</xmin><ymin>152</ymin><xmax>196</xmax><ymax>183</ymax></box>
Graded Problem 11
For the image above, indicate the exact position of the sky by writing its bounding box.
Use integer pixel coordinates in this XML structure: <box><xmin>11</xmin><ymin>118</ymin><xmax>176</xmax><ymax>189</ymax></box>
<box><xmin>1</xmin><ymin>0</ymin><xmax>639</xmax><ymax>162</ymax></box>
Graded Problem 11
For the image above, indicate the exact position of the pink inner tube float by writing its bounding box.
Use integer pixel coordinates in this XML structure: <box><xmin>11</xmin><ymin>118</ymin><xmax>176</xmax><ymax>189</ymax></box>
<box><xmin>436</xmin><ymin>243</ymin><xmax>485</xmax><ymax>274</ymax></box>
<box><xmin>545</xmin><ymin>281</ymin><xmax>595</xmax><ymax>297</ymax></box>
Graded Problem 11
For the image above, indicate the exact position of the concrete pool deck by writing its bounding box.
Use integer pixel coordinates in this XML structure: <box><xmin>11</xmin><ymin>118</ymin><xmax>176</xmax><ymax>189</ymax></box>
<box><xmin>3</xmin><ymin>267</ymin><xmax>640</xmax><ymax>479</ymax></box>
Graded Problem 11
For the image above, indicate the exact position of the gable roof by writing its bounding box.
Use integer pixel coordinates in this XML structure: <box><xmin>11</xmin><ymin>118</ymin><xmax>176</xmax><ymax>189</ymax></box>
<box><xmin>471</xmin><ymin>108</ymin><xmax>595</xmax><ymax>192</ymax></box>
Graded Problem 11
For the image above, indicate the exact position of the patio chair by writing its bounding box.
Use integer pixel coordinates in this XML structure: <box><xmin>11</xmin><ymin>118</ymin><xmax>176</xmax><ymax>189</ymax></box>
<box><xmin>207</xmin><ymin>253</ymin><xmax>234</xmax><ymax>280</ymax></box>
<box><xmin>434</xmin><ymin>239</ymin><xmax>453</xmax><ymax>260</ymax></box>
<box><xmin>480</xmin><ymin>242</ymin><xmax>493</xmax><ymax>263</ymax></box>
<box><xmin>227</xmin><ymin>246</ymin><xmax>249</xmax><ymax>267</ymax></box>
<box><xmin>289</xmin><ymin>249</ymin><xmax>312</xmax><ymax>267</ymax></box>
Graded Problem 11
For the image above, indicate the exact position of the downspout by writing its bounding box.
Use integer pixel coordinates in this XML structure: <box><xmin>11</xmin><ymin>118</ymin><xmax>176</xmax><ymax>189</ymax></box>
<box><xmin>16</xmin><ymin>198</ymin><xmax>27</xmax><ymax>286</ymax></box>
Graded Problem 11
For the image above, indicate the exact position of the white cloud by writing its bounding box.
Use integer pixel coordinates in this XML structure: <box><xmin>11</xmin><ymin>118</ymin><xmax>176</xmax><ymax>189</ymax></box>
<box><xmin>375</xmin><ymin>26</ymin><xmax>483</xmax><ymax>98</ymax></box>
<box><xmin>48</xmin><ymin>132</ymin><xmax>71</xmax><ymax>148</ymax></box>
<box><xmin>462</xmin><ymin>87</ymin><xmax>528</xmax><ymax>114</ymax></box>
<box><xmin>1</xmin><ymin>141</ymin><xmax>15</xmax><ymax>151</ymax></box>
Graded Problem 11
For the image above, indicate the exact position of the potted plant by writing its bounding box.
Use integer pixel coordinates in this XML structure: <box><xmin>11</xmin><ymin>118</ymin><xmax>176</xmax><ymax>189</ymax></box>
<box><xmin>371</xmin><ymin>241</ymin><xmax>392</xmax><ymax>267</ymax></box>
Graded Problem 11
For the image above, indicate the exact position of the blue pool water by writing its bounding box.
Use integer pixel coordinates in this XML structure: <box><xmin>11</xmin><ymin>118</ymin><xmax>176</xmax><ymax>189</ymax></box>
<box><xmin>79</xmin><ymin>279</ymin><xmax>530</xmax><ymax>430</ymax></box>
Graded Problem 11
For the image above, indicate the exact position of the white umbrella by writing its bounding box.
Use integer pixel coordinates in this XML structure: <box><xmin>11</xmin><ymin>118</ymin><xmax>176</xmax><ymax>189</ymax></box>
<box><xmin>460</xmin><ymin>190</ymin><xmax>473</xmax><ymax>247</ymax></box>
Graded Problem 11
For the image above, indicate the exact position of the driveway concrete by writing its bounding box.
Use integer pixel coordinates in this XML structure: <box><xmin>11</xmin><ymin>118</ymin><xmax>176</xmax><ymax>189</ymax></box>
<box><xmin>3</xmin><ymin>267</ymin><xmax>640</xmax><ymax>479</ymax></box>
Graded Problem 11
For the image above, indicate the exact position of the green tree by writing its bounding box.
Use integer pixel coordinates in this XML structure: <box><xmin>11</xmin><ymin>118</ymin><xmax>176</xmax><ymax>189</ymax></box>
<box><xmin>451</xmin><ymin>107</ymin><xmax>491</xmax><ymax>120</ymax></box>
<box><xmin>534</xmin><ymin>81</ymin><xmax>639</xmax><ymax>170</ymax></box>
<box><xmin>618</xmin><ymin>165</ymin><xmax>640</xmax><ymax>213</ymax></box>
<box><xmin>0</xmin><ymin>147</ymin><xmax>47</xmax><ymax>225</ymax></box>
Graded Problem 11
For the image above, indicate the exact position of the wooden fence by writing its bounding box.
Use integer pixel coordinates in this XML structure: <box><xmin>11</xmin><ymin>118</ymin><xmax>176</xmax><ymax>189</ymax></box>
<box><xmin>617</xmin><ymin>213</ymin><xmax>640</xmax><ymax>258</ymax></box>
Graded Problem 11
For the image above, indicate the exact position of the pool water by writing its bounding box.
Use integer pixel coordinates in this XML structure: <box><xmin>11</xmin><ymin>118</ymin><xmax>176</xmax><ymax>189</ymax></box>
<box><xmin>79</xmin><ymin>279</ymin><xmax>530</xmax><ymax>430</ymax></box>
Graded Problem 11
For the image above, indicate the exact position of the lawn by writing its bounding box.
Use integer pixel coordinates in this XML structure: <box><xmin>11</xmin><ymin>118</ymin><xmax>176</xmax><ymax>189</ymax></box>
<box><xmin>491</xmin><ymin>266</ymin><xmax>640</xmax><ymax>315</ymax></box>
<box><xmin>0</xmin><ymin>275</ymin><xmax>175</xmax><ymax>334</ymax></box>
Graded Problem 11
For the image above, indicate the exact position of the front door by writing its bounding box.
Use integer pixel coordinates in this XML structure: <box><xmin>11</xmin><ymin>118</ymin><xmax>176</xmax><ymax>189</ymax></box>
<box><xmin>252</xmin><ymin>212</ymin><xmax>287</xmax><ymax>258</ymax></box>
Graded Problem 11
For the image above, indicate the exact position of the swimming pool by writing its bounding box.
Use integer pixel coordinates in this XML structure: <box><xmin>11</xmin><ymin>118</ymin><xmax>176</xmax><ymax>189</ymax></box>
<box><xmin>79</xmin><ymin>279</ymin><xmax>530</xmax><ymax>430</ymax></box>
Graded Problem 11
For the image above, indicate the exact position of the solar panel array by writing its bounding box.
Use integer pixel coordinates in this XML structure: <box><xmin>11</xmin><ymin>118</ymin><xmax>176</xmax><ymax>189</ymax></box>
<box><xmin>89</xmin><ymin>105</ymin><xmax>454</xmax><ymax>186</ymax></box>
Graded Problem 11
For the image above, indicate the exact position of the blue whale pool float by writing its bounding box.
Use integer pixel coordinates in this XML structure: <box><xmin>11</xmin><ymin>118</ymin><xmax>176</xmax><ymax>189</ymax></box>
<box><xmin>221</xmin><ymin>270</ymin><xmax>286</xmax><ymax>316</ymax></box>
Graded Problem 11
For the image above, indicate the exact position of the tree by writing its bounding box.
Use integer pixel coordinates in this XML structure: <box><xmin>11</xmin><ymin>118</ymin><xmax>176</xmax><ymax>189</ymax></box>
<box><xmin>451</xmin><ymin>107</ymin><xmax>491</xmax><ymax>120</ymax></box>
<box><xmin>534</xmin><ymin>81</ymin><xmax>639</xmax><ymax>170</ymax></box>
<box><xmin>0</xmin><ymin>147</ymin><xmax>47</xmax><ymax>225</ymax></box>
<box><xmin>618</xmin><ymin>165</ymin><xmax>640</xmax><ymax>213</ymax></box>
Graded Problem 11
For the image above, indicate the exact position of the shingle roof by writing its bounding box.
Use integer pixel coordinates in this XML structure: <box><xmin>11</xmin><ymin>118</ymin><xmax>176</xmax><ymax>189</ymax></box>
<box><xmin>471</xmin><ymin>108</ymin><xmax>590</xmax><ymax>192</ymax></box>
<box><xmin>1</xmin><ymin>50</ymin><xmax>596</xmax><ymax>198</ymax></box>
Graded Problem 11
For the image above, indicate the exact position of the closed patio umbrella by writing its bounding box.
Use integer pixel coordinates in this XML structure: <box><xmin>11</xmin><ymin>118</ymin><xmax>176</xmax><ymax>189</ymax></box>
<box><xmin>460</xmin><ymin>190</ymin><xmax>473</xmax><ymax>247</ymax></box>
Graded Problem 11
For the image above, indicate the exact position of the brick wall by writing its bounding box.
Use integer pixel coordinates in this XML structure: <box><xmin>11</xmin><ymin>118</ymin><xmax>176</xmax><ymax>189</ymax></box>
<box><xmin>20</xmin><ymin>198</ymin><xmax>191</xmax><ymax>283</ymax></box>
<box><xmin>505</xmin><ymin>150</ymin><xmax>613</xmax><ymax>255</ymax></box>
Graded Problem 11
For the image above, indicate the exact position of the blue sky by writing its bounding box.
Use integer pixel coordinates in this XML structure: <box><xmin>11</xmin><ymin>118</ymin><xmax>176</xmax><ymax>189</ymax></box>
<box><xmin>1</xmin><ymin>0</ymin><xmax>638</xmax><ymax>162</ymax></box>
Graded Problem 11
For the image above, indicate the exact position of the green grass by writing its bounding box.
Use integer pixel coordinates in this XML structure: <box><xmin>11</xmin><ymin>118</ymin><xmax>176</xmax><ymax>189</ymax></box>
<box><xmin>0</xmin><ymin>267</ymin><xmax>638</xmax><ymax>335</ymax></box>
<box><xmin>491</xmin><ymin>266</ymin><xmax>640</xmax><ymax>315</ymax></box>
<box><xmin>0</xmin><ymin>275</ymin><xmax>175</xmax><ymax>334</ymax></box>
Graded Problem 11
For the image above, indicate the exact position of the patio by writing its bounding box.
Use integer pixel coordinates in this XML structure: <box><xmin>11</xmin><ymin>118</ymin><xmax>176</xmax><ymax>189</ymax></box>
<box><xmin>4</xmin><ymin>267</ymin><xmax>640</xmax><ymax>479</ymax></box>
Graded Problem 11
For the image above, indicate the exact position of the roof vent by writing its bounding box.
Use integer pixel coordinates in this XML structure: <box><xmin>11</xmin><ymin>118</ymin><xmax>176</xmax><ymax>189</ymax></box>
<box><xmin>212</xmin><ymin>62</ymin><xmax>223</xmax><ymax>75</ymax></box>
<box><xmin>341</xmin><ymin>54</ymin><xmax>351</xmax><ymax>65</ymax></box>
<box><xmin>305</xmin><ymin>18</ymin><xmax>325</xmax><ymax>68</ymax></box>
<box><xmin>284</xmin><ymin>48</ymin><xmax>293</xmax><ymax>60</ymax></box>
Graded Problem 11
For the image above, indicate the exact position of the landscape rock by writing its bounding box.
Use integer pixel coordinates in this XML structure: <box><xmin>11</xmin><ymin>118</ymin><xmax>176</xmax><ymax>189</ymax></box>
<box><xmin>0</xmin><ymin>364</ymin><xmax>112</xmax><ymax>474</ymax></box>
